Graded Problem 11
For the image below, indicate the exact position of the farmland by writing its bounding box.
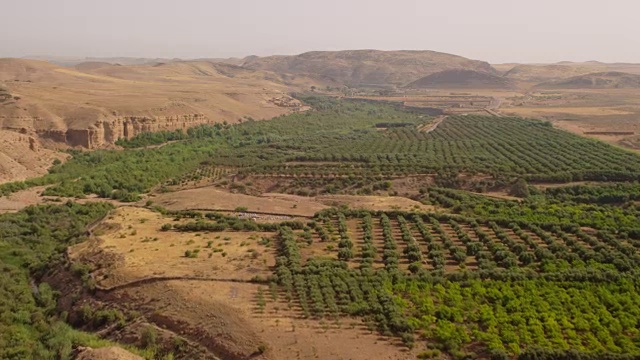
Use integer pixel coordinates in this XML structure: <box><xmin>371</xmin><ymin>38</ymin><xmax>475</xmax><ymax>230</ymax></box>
<box><xmin>162</xmin><ymin>201</ymin><xmax>640</xmax><ymax>358</ymax></box>
<box><xmin>4</xmin><ymin>96</ymin><xmax>640</xmax><ymax>201</ymax></box>
<box><xmin>2</xmin><ymin>96</ymin><xmax>640</xmax><ymax>359</ymax></box>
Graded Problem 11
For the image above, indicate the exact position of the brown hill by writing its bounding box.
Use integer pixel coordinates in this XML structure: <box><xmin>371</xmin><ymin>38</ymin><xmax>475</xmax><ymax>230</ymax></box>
<box><xmin>535</xmin><ymin>71</ymin><xmax>640</xmax><ymax>89</ymax></box>
<box><xmin>0</xmin><ymin>58</ymin><xmax>62</xmax><ymax>81</ymax></box>
<box><xmin>502</xmin><ymin>64</ymin><xmax>596</xmax><ymax>82</ymax></box>
<box><xmin>241</xmin><ymin>50</ymin><xmax>497</xmax><ymax>86</ymax></box>
<box><xmin>405</xmin><ymin>69</ymin><xmax>516</xmax><ymax>89</ymax></box>
<box><xmin>26</xmin><ymin>56</ymin><xmax>177</xmax><ymax>67</ymax></box>
<box><xmin>551</xmin><ymin>61</ymin><xmax>640</xmax><ymax>75</ymax></box>
<box><xmin>74</xmin><ymin>61</ymin><xmax>117</xmax><ymax>71</ymax></box>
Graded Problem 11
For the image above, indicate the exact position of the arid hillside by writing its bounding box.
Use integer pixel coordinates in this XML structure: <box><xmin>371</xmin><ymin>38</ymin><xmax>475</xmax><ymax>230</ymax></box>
<box><xmin>555</xmin><ymin>61</ymin><xmax>640</xmax><ymax>75</ymax></box>
<box><xmin>501</xmin><ymin>64</ymin><xmax>596</xmax><ymax>82</ymax></box>
<box><xmin>241</xmin><ymin>50</ymin><xmax>497</xmax><ymax>86</ymax></box>
<box><xmin>535</xmin><ymin>71</ymin><xmax>640</xmax><ymax>89</ymax></box>
<box><xmin>494</xmin><ymin>61</ymin><xmax>640</xmax><ymax>83</ymax></box>
<box><xmin>405</xmin><ymin>69</ymin><xmax>516</xmax><ymax>89</ymax></box>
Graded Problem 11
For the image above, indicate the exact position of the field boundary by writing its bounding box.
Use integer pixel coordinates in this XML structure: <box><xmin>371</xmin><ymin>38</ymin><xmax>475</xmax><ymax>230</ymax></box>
<box><xmin>95</xmin><ymin>276</ymin><xmax>256</xmax><ymax>294</ymax></box>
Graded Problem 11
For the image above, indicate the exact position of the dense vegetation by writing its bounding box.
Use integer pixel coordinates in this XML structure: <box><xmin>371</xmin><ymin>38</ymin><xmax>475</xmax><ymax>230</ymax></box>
<box><xmin>0</xmin><ymin>202</ymin><xmax>118</xmax><ymax>359</ymax></box>
<box><xmin>4</xmin><ymin>96</ymin><xmax>640</xmax><ymax>202</ymax></box>
<box><xmin>427</xmin><ymin>185</ymin><xmax>640</xmax><ymax>231</ymax></box>
<box><xmin>312</xmin><ymin>209</ymin><xmax>640</xmax><ymax>275</ymax></box>
<box><xmin>272</xmin><ymin>216</ymin><xmax>640</xmax><ymax>359</ymax></box>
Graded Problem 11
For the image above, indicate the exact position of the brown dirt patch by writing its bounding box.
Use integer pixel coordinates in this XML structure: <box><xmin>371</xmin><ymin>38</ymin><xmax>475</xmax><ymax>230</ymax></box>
<box><xmin>0</xmin><ymin>185</ymin><xmax>47</xmax><ymax>213</ymax></box>
<box><xmin>75</xmin><ymin>347</ymin><xmax>143</xmax><ymax>360</ymax></box>
<box><xmin>504</xmin><ymin>107</ymin><xmax>633</xmax><ymax>117</ymax></box>
<box><xmin>148</xmin><ymin>187</ymin><xmax>328</xmax><ymax>217</ymax></box>
<box><xmin>316</xmin><ymin>194</ymin><xmax>434</xmax><ymax>212</ymax></box>
<box><xmin>472</xmin><ymin>191</ymin><xmax>522</xmax><ymax>201</ymax></box>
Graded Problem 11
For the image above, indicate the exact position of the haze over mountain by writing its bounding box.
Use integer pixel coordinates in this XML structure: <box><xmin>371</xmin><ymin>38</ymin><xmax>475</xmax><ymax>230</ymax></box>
<box><xmin>406</xmin><ymin>69</ymin><xmax>515</xmax><ymax>90</ymax></box>
<box><xmin>240</xmin><ymin>50</ymin><xmax>496</xmax><ymax>87</ymax></box>
<box><xmin>535</xmin><ymin>71</ymin><xmax>640</xmax><ymax>89</ymax></box>
<box><xmin>500</xmin><ymin>64</ymin><xmax>596</xmax><ymax>82</ymax></box>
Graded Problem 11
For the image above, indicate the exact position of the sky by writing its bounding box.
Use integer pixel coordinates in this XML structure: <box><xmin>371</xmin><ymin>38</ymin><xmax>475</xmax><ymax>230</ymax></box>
<box><xmin>1</xmin><ymin>0</ymin><xmax>639</xmax><ymax>64</ymax></box>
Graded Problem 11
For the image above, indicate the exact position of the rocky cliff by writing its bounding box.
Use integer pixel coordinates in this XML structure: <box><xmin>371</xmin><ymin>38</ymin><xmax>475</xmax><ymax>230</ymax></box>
<box><xmin>38</xmin><ymin>114</ymin><xmax>211</xmax><ymax>148</ymax></box>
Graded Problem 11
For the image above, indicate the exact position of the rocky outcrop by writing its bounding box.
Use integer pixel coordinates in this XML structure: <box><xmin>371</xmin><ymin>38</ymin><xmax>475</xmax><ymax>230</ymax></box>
<box><xmin>37</xmin><ymin>114</ymin><xmax>211</xmax><ymax>148</ymax></box>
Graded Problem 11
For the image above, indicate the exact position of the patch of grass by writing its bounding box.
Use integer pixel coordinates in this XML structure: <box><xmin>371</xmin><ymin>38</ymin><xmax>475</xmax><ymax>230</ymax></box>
<box><xmin>184</xmin><ymin>249</ymin><xmax>199</xmax><ymax>258</ymax></box>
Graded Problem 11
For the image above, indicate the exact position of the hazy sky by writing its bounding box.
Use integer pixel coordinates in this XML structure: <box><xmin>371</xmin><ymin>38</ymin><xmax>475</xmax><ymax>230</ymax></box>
<box><xmin>1</xmin><ymin>0</ymin><xmax>639</xmax><ymax>64</ymax></box>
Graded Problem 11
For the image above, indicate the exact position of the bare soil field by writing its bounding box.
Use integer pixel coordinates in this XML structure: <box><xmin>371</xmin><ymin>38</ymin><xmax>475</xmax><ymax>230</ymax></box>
<box><xmin>149</xmin><ymin>186</ymin><xmax>329</xmax><ymax>217</ymax></box>
<box><xmin>316</xmin><ymin>194</ymin><xmax>434</xmax><ymax>212</ymax></box>
<box><xmin>504</xmin><ymin>106</ymin><xmax>633</xmax><ymax>117</ymax></box>
<box><xmin>150</xmin><ymin>185</ymin><xmax>436</xmax><ymax>218</ymax></box>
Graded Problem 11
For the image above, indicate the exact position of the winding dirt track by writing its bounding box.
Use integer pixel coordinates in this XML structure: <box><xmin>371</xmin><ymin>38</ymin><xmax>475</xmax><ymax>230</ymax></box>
<box><xmin>418</xmin><ymin>116</ymin><xmax>446</xmax><ymax>133</ymax></box>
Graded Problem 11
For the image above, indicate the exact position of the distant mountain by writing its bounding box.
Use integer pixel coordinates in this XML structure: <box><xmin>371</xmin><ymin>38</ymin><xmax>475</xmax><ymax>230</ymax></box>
<box><xmin>23</xmin><ymin>56</ymin><xmax>180</xmax><ymax>67</ymax></box>
<box><xmin>240</xmin><ymin>50</ymin><xmax>497</xmax><ymax>86</ymax></box>
<box><xmin>405</xmin><ymin>69</ymin><xmax>515</xmax><ymax>89</ymax></box>
<box><xmin>502</xmin><ymin>64</ymin><xmax>596</xmax><ymax>82</ymax></box>
<box><xmin>73</xmin><ymin>61</ymin><xmax>116</xmax><ymax>71</ymax></box>
<box><xmin>535</xmin><ymin>71</ymin><xmax>640</xmax><ymax>89</ymax></box>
